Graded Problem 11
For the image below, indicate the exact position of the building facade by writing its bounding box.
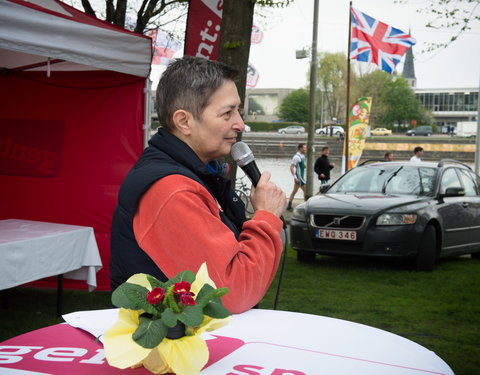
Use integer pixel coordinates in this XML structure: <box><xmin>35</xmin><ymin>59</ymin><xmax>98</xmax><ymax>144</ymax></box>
<box><xmin>414</xmin><ymin>88</ymin><xmax>478</xmax><ymax>129</ymax></box>
<box><xmin>402</xmin><ymin>45</ymin><xmax>478</xmax><ymax>130</ymax></box>
<box><xmin>244</xmin><ymin>88</ymin><xmax>293</xmax><ymax>122</ymax></box>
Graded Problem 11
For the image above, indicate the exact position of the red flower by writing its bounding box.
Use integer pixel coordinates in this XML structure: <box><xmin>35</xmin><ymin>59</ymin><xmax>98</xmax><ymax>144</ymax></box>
<box><xmin>179</xmin><ymin>293</ymin><xmax>196</xmax><ymax>306</ymax></box>
<box><xmin>147</xmin><ymin>287</ymin><xmax>166</xmax><ymax>305</ymax></box>
<box><xmin>174</xmin><ymin>281</ymin><xmax>196</xmax><ymax>306</ymax></box>
<box><xmin>173</xmin><ymin>281</ymin><xmax>192</xmax><ymax>294</ymax></box>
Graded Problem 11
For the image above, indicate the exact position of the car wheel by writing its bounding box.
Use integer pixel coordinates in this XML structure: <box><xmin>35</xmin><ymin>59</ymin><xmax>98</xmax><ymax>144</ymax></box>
<box><xmin>296</xmin><ymin>131</ymin><xmax>301</xmax><ymax>134</ymax></box>
<box><xmin>297</xmin><ymin>250</ymin><xmax>315</xmax><ymax>262</ymax></box>
<box><xmin>427</xmin><ymin>133</ymin><xmax>432</xmax><ymax>136</ymax></box>
<box><xmin>281</xmin><ymin>131</ymin><xmax>286</xmax><ymax>134</ymax></box>
<box><xmin>335</xmin><ymin>131</ymin><xmax>341</xmax><ymax>136</ymax></box>
<box><xmin>415</xmin><ymin>224</ymin><xmax>437</xmax><ymax>271</ymax></box>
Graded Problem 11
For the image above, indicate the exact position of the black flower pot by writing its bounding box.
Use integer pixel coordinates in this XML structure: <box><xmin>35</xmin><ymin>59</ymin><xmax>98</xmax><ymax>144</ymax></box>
<box><xmin>166</xmin><ymin>322</ymin><xmax>186</xmax><ymax>339</ymax></box>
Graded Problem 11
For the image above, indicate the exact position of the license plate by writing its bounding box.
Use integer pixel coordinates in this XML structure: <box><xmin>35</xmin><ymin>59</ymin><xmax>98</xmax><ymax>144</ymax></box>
<box><xmin>315</xmin><ymin>229</ymin><xmax>356</xmax><ymax>241</ymax></box>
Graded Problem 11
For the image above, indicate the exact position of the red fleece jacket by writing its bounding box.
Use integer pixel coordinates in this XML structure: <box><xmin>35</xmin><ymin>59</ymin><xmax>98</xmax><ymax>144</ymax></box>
<box><xmin>133</xmin><ymin>174</ymin><xmax>284</xmax><ymax>314</ymax></box>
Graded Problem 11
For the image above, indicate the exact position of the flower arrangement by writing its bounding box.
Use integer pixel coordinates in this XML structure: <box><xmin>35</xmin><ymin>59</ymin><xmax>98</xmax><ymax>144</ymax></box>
<box><xmin>103</xmin><ymin>263</ymin><xmax>232</xmax><ymax>375</ymax></box>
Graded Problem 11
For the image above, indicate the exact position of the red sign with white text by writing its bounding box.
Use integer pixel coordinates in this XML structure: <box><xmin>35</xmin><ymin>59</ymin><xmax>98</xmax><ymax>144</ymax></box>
<box><xmin>184</xmin><ymin>0</ymin><xmax>223</xmax><ymax>60</ymax></box>
<box><xmin>0</xmin><ymin>324</ymin><xmax>244</xmax><ymax>374</ymax></box>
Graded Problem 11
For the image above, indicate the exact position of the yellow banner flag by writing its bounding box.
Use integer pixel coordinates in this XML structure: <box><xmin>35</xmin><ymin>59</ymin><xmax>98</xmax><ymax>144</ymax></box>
<box><xmin>343</xmin><ymin>97</ymin><xmax>372</xmax><ymax>171</ymax></box>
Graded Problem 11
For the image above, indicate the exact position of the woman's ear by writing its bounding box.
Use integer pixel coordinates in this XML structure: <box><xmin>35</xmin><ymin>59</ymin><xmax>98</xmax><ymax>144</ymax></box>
<box><xmin>172</xmin><ymin>109</ymin><xmax>192</xmax><ymax>135</ymax></box>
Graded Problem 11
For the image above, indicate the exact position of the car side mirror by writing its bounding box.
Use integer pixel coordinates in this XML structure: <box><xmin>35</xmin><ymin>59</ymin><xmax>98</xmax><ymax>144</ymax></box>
<box><xmin>441</xmin><ymin>187</ymin><xmax>465</xmax><ymax>198</ymax></box>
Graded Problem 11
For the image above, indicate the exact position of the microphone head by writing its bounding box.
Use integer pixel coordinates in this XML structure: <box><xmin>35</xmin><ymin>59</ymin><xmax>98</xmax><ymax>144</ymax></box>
<box><xmin>231</xmin><ymin>142</ymin><xmax>255</xmax><ymax>167</ymax></box>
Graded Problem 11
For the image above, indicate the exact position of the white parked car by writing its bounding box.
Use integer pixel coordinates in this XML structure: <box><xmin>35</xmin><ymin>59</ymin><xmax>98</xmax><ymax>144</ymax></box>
<box><xmin>316</xmin><ymin>126</ymin><xmax>344</xmax><ymax>136</ymax></box>
<box><xmin>244</xmin><ymin>124</ymin><xmax>251</xmax><ymax>132</ymax></box>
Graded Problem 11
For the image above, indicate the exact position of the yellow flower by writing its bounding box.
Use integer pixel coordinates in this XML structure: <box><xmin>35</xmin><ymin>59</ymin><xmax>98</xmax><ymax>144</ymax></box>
<box><xmin>103</xmin><ymin>262</ymin><xmax>231</xmax><ymax>375</ymax></box>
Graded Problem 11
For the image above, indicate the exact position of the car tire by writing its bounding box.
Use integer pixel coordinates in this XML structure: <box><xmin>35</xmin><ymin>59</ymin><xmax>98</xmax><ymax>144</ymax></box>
<box><xmin>335</xmin><ymin>131</ymin><xmax>341</xmax><ymax>136</ymax></box>
<box><xmin>415</xmin><ymin>224</ymin><xmax>437</xmax><ymax>271</ymax></box>
<box><xmin>296</xmin><ymin>131</ymin><xmax>301</xmax><ymax>134</ymax></box>
<box><xmin>281</xmin><ymin>131</ymin><xmax>286</xmax><ymax>134</ymax></box>
<box><xmin>427</xmin><ymin>133</ymin><xmax>432</xmax><ymax>136</ymax></box>
<box><xmin>297</xmin><ymin>250</ymin><xmax>315</xmax><ymax>262</ymax></box>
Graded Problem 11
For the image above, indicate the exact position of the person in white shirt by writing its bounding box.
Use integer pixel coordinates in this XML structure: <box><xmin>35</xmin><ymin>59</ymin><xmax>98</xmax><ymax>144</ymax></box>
<box><xmin>286</xmin><ymin>143</ymin><xmax>307</xmax><ymax>211</ymax></box>
<box><xmin>410</xmin><ymin>146</ymin><xmax>424</xmax><ymax>162</ymax></box>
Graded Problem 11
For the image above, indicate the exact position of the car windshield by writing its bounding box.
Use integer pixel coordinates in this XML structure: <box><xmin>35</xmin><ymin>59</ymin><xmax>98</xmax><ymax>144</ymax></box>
<box><xmin>329</xmin><ymin>165</ymin><xmax>437</xmax><ymax>195</ymax></box>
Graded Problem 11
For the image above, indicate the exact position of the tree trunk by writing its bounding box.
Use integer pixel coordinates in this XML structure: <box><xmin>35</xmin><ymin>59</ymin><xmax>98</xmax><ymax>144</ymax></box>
<box><xmin>217</xmin><ymin>0</ymin><xmax>255</xmax><ymax>182</ymax></box>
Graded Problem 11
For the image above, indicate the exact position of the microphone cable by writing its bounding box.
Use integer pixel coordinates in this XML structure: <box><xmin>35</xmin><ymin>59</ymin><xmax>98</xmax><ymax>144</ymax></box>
<box><xmin>273</xmin><ymin>221</ymin><xmax>288</xmax><ymax>310</ymax></box>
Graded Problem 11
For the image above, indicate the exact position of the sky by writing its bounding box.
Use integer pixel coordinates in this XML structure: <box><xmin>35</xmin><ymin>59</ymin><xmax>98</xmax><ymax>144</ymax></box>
<box><xmin>248</xmin><ymin>0</ymin><xmax>480</xmax><ymax>90</ymax></box>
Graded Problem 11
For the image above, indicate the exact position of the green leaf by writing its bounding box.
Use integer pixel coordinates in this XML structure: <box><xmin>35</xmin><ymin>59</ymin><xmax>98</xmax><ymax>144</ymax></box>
<box><xmin>163</xmin><ymin>270</ymin><xmax>195</xmax><ymax>288</ymax></box>
<box><xmin>111</xmin><ymin>283</ymin><xmax>159</xmax><ymax>316</ymax></box>
<box><xmin>195</xmin><ymin>284</ymin><xmax>230</xmax><ymax>308</ymax></box>
<box><xmin>146</xmin><ymin>274</ymin><xmax>165</xmax><ymax>289</ymax></box>
<box><xmin>112</xmin><ymin>283</ymin><xmax>148</xmax><ymax>309</ymax></box>
<box><xmin>165</xmin><ymin>287</ymin><xmax>181</xmax><ymax>313</ymax></box>
<box><xmin>132</xmin><ymin>316</ymin><xmax>168</xmax><ymax>348</ymax></box>
<box><xmin>204</xmin><ymin>299</ymin><xmax>232</xmax><ymax>319</ymax></box>
<box><xmin>177</xmin><ymin>305</ymin><xmax>204</xmax><ymax>327</ymax></box>
<box><xmin>161</xmin><ymin>308</ymin><xmax>178</xmax><ymax>328</ymax></box>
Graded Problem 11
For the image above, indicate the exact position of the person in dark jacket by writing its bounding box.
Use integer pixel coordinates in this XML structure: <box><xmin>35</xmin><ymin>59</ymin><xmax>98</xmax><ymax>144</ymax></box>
<box><xmin>110</xmin><ymin>56</ymin><xmax>286</xmax><ymax>313</ymax></box>
<box><xmin>314</xmin><ymin>146</ymin><xmax>335</xmax><ymax>186</ymax></box>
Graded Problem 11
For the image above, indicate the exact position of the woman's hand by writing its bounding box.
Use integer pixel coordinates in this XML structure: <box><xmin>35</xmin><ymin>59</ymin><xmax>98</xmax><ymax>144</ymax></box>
<box><xmin>249</xmin><ymin>171</ymin><xmax>286</xmax><ymax>217</ymax></box>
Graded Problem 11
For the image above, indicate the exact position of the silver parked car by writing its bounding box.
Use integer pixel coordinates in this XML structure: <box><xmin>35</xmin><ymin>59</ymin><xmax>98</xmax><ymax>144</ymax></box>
<box><xmin>278</xmin><ymin>125</ymin><xmax>306</xmax><ymax>134</ymax></box>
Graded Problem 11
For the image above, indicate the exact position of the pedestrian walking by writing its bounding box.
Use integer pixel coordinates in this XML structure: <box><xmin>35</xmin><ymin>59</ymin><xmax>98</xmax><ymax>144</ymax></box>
<box><xmin>286</xmin><ymin>143</ymin><xmax>307</xmax><ymax>211</ymax></box>
<box><xmin>384</xmin><ymin>151</ymin><xmax>394</xmax><ymax>161</ymax></box>
<box><xmin>410</xmin><ymin>146</ymin><xmax>424</xmax><ymax>162</ymax></box>
<box><xmin>314</xmin><ymin>146</ymin><xmax>335</xmax><ymax>186</ymax></box>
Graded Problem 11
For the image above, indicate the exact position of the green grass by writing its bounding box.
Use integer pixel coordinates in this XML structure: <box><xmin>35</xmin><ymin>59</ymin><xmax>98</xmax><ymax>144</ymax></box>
<box><xmin>1</xmin><ymin>250</ymin><xmax>479</xmax><ymax>374</ymax></box>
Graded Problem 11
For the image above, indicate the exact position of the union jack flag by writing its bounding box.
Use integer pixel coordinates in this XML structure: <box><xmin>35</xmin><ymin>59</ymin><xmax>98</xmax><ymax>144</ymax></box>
<box><xmin>350</xmin><ymin>8</ymin><xmax>416</xmax><ymax>74</ymax></box>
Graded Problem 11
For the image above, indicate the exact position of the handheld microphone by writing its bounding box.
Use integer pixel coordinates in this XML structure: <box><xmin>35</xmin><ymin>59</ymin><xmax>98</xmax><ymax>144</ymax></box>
<box><xmin>231</xmin><ymin>142</ymin><xmax>261</xmax><ymax>187</ymax></box>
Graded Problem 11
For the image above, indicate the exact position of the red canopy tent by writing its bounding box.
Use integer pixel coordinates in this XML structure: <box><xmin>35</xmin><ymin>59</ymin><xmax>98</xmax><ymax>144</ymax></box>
<box><xmin>0</xmin><ymin>0</ymin><xmax>152</xmax><ymax>290</ymax></box>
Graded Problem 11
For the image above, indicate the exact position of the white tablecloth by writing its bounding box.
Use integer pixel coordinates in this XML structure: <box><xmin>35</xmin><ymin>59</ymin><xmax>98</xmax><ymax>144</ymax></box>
<box><xmin>63</xmin><ymin>308</ymin><xmax>454</xmax><ymax>375</ymax></box>
<box><xmin>0</xmin><ymin>219</ymin><xmax>102</xmax><ymax>291</ymax></box>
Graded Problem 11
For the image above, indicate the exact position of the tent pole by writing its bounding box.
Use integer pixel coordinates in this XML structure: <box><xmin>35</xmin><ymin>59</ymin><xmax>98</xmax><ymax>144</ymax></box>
<box><xmin>143</xmin><ymin>79</ymin><xmax>152</xmax><ymax>148</ymax></box>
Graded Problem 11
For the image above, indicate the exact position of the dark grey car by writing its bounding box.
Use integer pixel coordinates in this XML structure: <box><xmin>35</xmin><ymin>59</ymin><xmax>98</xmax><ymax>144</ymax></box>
<box><xmin>290</xmin><ymin>160</ymin><xmax>480</xmax><ymax>270</ymax></box>
<box><xmin>406</xmin><ymin>125</ymin><xmax>433</xmax><ymax>136</ymax></box>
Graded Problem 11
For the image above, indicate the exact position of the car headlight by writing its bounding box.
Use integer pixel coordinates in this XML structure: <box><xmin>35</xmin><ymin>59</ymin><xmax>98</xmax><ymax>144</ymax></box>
<box><xmin>376</xmin><ymin>213</ymin><xmax>417</xmax><ymax>225</ymax></box>
<box><xmin>291</xmin><ymin>204</ymin><xmax>307</xmax><ymax>222</ymax></box>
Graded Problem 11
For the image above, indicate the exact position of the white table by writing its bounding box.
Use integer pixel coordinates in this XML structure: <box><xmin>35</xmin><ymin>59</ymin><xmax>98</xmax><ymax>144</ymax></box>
<box><xmin>0</xmin><ymin>219</ymin><xmax>102</xmax><ymax>314</ymax></box>
<box><xmin>56</xmin><ymin>308</ymin><xmax>454</xmax><ymax>375</ymax></box>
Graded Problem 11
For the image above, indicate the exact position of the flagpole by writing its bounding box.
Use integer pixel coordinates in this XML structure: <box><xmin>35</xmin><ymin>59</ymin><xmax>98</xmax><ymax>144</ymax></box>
<box><xmin>344</xmin><ymin>1</ymin><xmax>353</xmax><ymax>172</ymax></box>
<box><xmin>306</xmin><ymin>0</ymin><xmax>320</xmax><ymax>199</ymax></box>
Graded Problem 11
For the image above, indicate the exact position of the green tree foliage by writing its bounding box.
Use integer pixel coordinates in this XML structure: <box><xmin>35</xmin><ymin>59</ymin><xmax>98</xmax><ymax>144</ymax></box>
<box><xmin>278</xmin><ymin>89</ymin><xmax>309</xmax><ymax>123</ymax></box>
<box><xmin>352</xmin><ymin>71</ymin><xmax>432</xmax><ymax>128</ymax></box>
<box><xmin>315</xmin><ymin>52</ymin><xmax>355</xmax><ymax>123</ymax></box>
<box><xmin>379</xmin><ymin>77</ymin><xmax>432</xmax><ymax>126</ymax></box>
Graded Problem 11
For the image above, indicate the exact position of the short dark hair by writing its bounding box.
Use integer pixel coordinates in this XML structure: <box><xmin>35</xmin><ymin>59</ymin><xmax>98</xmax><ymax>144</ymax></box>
<box><xmin>414</xmin><ymin>146</ymin><xmax>424</xmax><ymax>153</ymax></box>
<box><xmin>156</xmin><ymin>56</ymin><xmax>238</xmax><ymax>131</ymax></box>
<box><xmin>384</xmin><ymin>151</ymin><xmax>393</xmax><ymax>158</ymax></box>
<box><xmin>298</xmin><ymin>143</ymin><xmax>306</xmax><ymax>150</ymax></box>
<box><xmin>322</xmin><ymin>146</ymin><xmax>329</xmax><ymax>152</ymax></box>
